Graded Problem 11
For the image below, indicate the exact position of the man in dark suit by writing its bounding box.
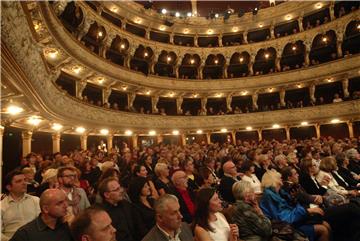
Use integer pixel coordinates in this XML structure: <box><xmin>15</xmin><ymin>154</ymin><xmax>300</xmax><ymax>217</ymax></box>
<box><xmin>218</xmin><ymin>160</ymin><xmax>240</xmax><ymax>203</ymax></box>
<box><xmin>142</xmin><ymin>194</ymin><xmax>193</xmax><ymax>241</ymax></box>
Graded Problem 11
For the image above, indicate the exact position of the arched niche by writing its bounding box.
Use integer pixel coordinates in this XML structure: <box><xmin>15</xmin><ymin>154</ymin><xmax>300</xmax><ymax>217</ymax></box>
<box><xmin>253</xmin><ymin>47</ymin><xmax>276</xmax><ymax>75</ymax></box>
<box><xmin>203</xmin><ymin>54</ymin><xmax>225</xmax><ymax>79</ymax></box>
<box><xmin>179</xmin><ymin>54</ymin><xmax>200</xmax><ymax>79</ymax></box>
<box><xmin>310</xmin><ymin>30</ymin><xmax>337</xmax><ymax>65</ymax></box>
<box><xmin>280</xmin><ymin>40</ymin><xmax>305</xmax><ymax>71</ymax></box>
<box><xmin>228</xmin><ymin>51</ymin><xmax>250</xmax><ymax>78</ymax></box>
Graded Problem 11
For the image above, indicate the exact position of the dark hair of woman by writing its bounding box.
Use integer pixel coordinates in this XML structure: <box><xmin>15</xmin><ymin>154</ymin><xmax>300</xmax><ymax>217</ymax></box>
<box><xmin>132</xmin><ymin>164</ymin><xmax>144</xmax><ymax>176</ymax></box>
<box><xmin>192</xmin><ymin>187</ymin><xmax>217</xmax><ymax>232</ymax></box>
<box><xmin>280</xmin><ymin>166</ymin><xmax>294</xmax><ymax>181</ymax></box>
<box><xmin>196</xmin><ymin>167</ymin><xmax>212</xmax><ymax>186</ymax></box>
<box><xmin>128</xmin><ymin>176</ymin><xmax>148</xmax><ymax>203</ymax></box>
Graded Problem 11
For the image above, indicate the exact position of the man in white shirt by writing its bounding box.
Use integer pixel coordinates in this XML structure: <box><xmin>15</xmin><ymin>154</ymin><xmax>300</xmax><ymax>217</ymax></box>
<box><xmin>1</xmin><ymin>170</ymin><xmax>40</xmax><ymax>241</ymax></box>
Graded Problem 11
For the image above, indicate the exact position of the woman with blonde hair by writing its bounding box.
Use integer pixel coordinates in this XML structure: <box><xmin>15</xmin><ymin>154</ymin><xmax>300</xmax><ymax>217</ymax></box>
<box><xmin>260</xmin><ymin>170</ymin><xmax>330</xmax><ymax>241</ymax></box>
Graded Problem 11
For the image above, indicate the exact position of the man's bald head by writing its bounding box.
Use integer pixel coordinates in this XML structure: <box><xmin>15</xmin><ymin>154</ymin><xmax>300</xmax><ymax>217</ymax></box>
<box><xmin>223</xmin><ymin>161</ymin><xmax>237</xmax><ymax>177</ymax></box>
<box><xmin>40</xmin><ymin>188</ymin><xmax>65</xmax><ymax>209</ymax></box>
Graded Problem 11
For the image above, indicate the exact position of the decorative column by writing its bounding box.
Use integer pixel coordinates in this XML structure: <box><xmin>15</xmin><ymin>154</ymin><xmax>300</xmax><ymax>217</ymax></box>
<box><xmin>180</xmin><ymin>134</ymin><xmax>186</xmax><ymax>146</ymax></box>
<box><xmin>304</xmin><ymin>41</ymin><xmax>311</xmax><ymax>66</ymax></box>
<box><xmin>176</xmin><ymin>97</ymin><xmax>183</xmax><ymax>115</ymax></box>
<box><xmin>231</xmin><ymin>130</ymin><xmax>237</xmax><ymax>144</ymax></box>
<box><xmin>145</xmin><ymin>27</ymin><xmax>151</xmax><ymax>39</ymax></box>
<box><xmin>121</xmin><ymin>19</ymin><xmax>127</xmax><ymax>30</ymax></box>
<box><xmin>198</xmin><ymin>62</ymin><xmax>205</xmax><ymax>79</ymax></box>
<box><xmin>157</xmin><ymin>134</ymin><xmax>163</xmax><ymax>144</ymax></box>
<box><xmin>315</xmin><ymin>124</ymin><xmax>321</xmax><ymax>139</ymax></box>
<box><xmin>285</xmin><ymin>126</ymin><xmax>291</xmax><ymax>141</ymax></box>
<box><xmin>336</xmin><ymin>30</ymin><xmax>344</xmax><ymax>58</ymax></box>
<box><xmin>52</xmin><ymin>133</ymin><xmax>61</xmax><ymax>153</ymax></box>
<box><xmin>125</xmin><ymin>47</ymin><xmax>136</xmax><ymax>68</ymax></box>
<box><xmin>80</xmin><ymin>134</ymin><xmax>88</xmax><ymax>150</ymax></box>
<box><xmin>280</xmin><ymin>88</ymin><xmax>286</xmax><ymax>107</ymax></box>
<box><xmin>194</xmin><ymin>34</ymin><xmax>198</xmax><ymax>47</ymax></box>
<box><xmin>131</xmin><ymin>134</ymin><xmax>138</xmax><ymax>149</ymax></box>
<box><xmin>243</xmin><ymin>31</ymin><xmax>248</xmax><ymax>44</ymax></box>
<box><xmin>275</xmin><ymin>47</ymin><xmax>283</xmax><ymax>72</ymax></box>
<box><xmin>309</xmin><ymin>84</ymin><xmax>316</xmax><ymax>103</ymax></box>
<box><xmin>150</xmin><ymin>49</ymin><xmax>161</xmax><ymax>75</ymax></box>
<box><xmin>102</xmin><ymin>88</ymin><xmax>112</xmax><ymax>104</ymax></box>
<box><xmin>347</xmin><ymin>121</ymin><xmax>354</xmax><ymax>138</ymax></box>
<box><xmin>169</xmin><ymin>32</ymin><xmax>174</xmax><ymax>44</ymax></box>
<box><xmin>22</xmin><ymin>130</ymin><xmax>33</xmax><ymax>157</ymax></box>
<box><xmin>107</xmin><ymin>134</ymin><xmax>113</xmax><ymax>151</ymax></box>
<box><xmin>101</xmin><ymin>32</ymin><xmax>116</xmax><ymax>58</ymax></box>
<box><xmin>297</xmin><ymin>16</ymin><xmax>304</xmax><ymax>32</ymax></box>
<box><xmin>248</xmin><ymin>53</ymin><xmax>255</xmax><ymax>76</ymax></box>
<box><xmin>218</xmin><ymin>34</ymin><xmax>223</xmax><ymax>47</ymax></box>
<box><xmin>270</xmin><ymin>24</ymin><xmax>275</xmax><ymax>39</ymax></box>
<box><xmin>330</xmin><ymin>2</ymin><xmax>335</xmax><ymax>21</ymax></box>
<box><xmin>226</xmin><ymin>94</ymin><xmax>233</xmax><ymax>112</ymax></box>
<box><xmin>206</xmin><ymin>132</ymin><xmax>212</xmax><ymax>144</ymax></box>
<box><xmin>252</xmin><ymin>92</ymin><xmax>258</xmax><ymax>111</ymax></box>
<box><xmin>127</xmin><ymin>93</ymin><xmax>136</xmax><ymax>111</ymax></box>
<box><xmin>53</xmin><ymin>1</ymin><xmax>69</xmax><ymax>16</ymax></box>
<box><xmin>76</xmin><ymin>80</ymin><xmax>87</xmax><ymax>99</ymax></box>
<box><xmin>175</xmin><ymin>62</ymin><xmax>181</xmax><ymax>78</ymax></box>
<box><xmin>151</xmin><ymin>95</ymin><xmax>159</xmax><ymax>114</ymax></box>
<box><xmin>257</xmin><ymin>128</ymin><xmax>263</xmax><ymax>141</ymax></box>
<box><xmin>223</xmin><ymin>56</ymin><xmax>230</xmax><ymax>78</ymax></box>
<box><xmin>77</xmin><ymin>18</ymin><xmax>94</xmax><ymax>41</ymax></box>
<box><xmin>0</xmin><ymin>126</ymin><xmax>4</xmax><ymax>168</ymax></box>
<box><xmin>201</xmin><ymin>97</ymin><xmax>208</xmax><ymax>114</ymax></box>
<box><xmin>342</xmin><ymin>78</ymin><xmax>349</xmax><ymax>98</ymax></box>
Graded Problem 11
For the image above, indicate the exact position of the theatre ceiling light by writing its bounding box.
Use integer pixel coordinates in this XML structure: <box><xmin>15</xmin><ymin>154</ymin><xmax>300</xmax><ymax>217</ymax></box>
<box><xmin>144</xmin><ymin>52</ymin><xmax>148</xmax><ymax>57</ymax></box>
<box><xmin>134</xmin><ymin>18</ymin><xmax>142</xmax><ymax>24</ymax></box>
<box><xmin>111</xmin><ymin>6</ymin><xmax>118</xmax><ymax>12</ymax></box>
<box><xmin>121</xmin><ymin>85</ymin><xmax>128</xmax><ymax>91</ymax></box>
<box><xmin>97</xmin><ymin>77</ymin><xmax>104</xmax><ymax>84</ymax></box>
<box><xmin>326</xmin><ymin>78</ymin><xmax>333</xmax><ymax>83</ymax></box>
<box><xmin>215</xmin><ymin>13</ymin><xmax>219</xmax><ymax>18</ymax></box>
<box><xmin>301</xmin><ymin>121</ymin><xmax>308</xmax><ymax>126</ymax></box>
<box><xmin>207</xmin><ymin>29</ymin><xmax>213</xmax><ymax>34</ymax></box>
<box><xmin>315</xmin><ymin>3</ymin><xmax>322</xmax><ymax>9</ymax></box>
<box><xmin>98</xmin><ymin>31</ymin><xmax>103</xmax><ymax>37</ymax></box>
<box><xmin>268</xmin><ymin>88</ymin><xmax>274</xmax><ymax>92</ymax></box>
<box><xmin>6</xmin><ymin>105</ymin><xmax>23</xmax><ymax>115</ymax></box>
<box><xmin>175</xmin><ymin>12</ymin><xmax>180</xmax><ymax>17</ymax></box>
<box><xmin>193</xmin><ymin>93</ymin><xmax>198</xmax><ymax>98</ymax></box>
<box><xmin>196</xmin><ymin>130</ymin><xmax>203</xmax><ymax>134</ymax></box>
<box><xmin>167</xmin><ymin>56</ymin><xmax>172</xmax><ymax>62</ymax></box>
<box><xmin>27</xmin><ymin>116</ymin><xmax>42</xmax><ymax>126</ymax></box>
<box><xmin>292</xmin><ymin>45</ymin><xmax>297</xmax><ymax>51</ymax></box>
<box><xmin>159</xmin><ymin>25</ymin><xmax>166</xmax><ymax>31</ymax></box>
<box><xmin>146</xmin><ymin>90</ymin><xmax>151</xmax><ymax>95</ymax></box>
<box><xmin>190</xmin><ymin>59</ymin><xmax>195</xmax><ymax>64</ymax></box>
<box><xmin>239</xmin><ymin>57</ymin><xmax>244</xmax><ymax>62</ymax></box>
<box><xmin>75</xmin><ymin>127</ymin><xmax>86</xmax><ymax>133</ymax></box>
<box><xmin>161</xmin><ymin>9</ymin><xmax>167</xmax><ymax>14</ymax></box>
<box><xmin>187</xmin><ymin>12</ymin><xmax>192</xmax><ymax>17</ymax></box>
<box><xmin>169</xmin><ymin>92</ymin><xmax>174</xmax><ymax>97</ymax></box>
<box><xmin>149</xmin><ymin>130</ymin><xmax>156</xmax><ymax>136</ymax></box>
<box><xmin>272</xmin><ymin>124</ymin><xmax>280</xmax><ymax>128</ymax></box>
<box><xmin>172</xmin><ymin>130</ymin><xmax>179</xmax><ymax>135</ymax></box>
<box><xmin>214</xmin><ymin>59</ymin><xmax>219</xmax><ymax>64</ymax></box>
<box><xmin>246</xmin><ymin>126</ymin><xmax>252</xmax><ymax>130</ymax></box>
<box><xmin>72</xmin><ymin>65</ymin><xmax>82</xmax><ymax>74</ymax></box>
<box><xmin>183</xmin><ymin>29</ymin><xmax>189</xmax><ymax>34</ymax></box>
<box><xmin>46</xmin><ymin>49</ymin><xmax>59</xmax><ymax>59</ymax></box>
<box><xmin>322</xmin><ymin>36</ymin><xmax>328</xmax><ymax>42</ymax></box>
<box><xmin>357</xmin><ymin>24</ymin><xmax>360</xmax><ymax>30</ymax></box>
<box><xmin>331</xmin><ymin>119</ymin><xmax>340</xmax><ymax>123</ymax></box>
<box><xmin>220</xmin><ymin>128</ymin><xmax>228</xmax><ymax>133</ymax></box>
<box><xmin>297</xmin><ymin>84</ymin><xmax>302</xmax><ymax>88</ymax></box>
<box><xmin>100</xmin><ymin>129</ymin><xmax>109</xmax><ymax>135</ymax></box>
<box><xmin>264</xmin><ymin>53</ymin><xmax>270</xmax><ymax>59</ymax></box>
<box><xmin>120</xmin><ymin>44</ymin><xmax>125</xmax><ymax>49</ymax></box>
<box><xmin>259</xmin><ymin>23</ymin><xmax>263</xmax><ymax>28</ymax></box>
<box><xmin>241</xmin><ymin>91</ymin><xmax>248</xmax><ymax>96</ymax></box>
<box><xmin>286</xmin><ymin>15</ymin><xmax>292</xmax><ymax>20</ymax></box>
<box><xmin>125</xmin><ymin>130</ymin><xmax>133</xmax><ymax>136</ymax></box>
<box><xmin>52</xmin><ymin>123</ymin><xmax>63</xmax><ymax>131</ymax></box>
<box><xmin>215</xmin><ymin>93</ymin><xmax>222</xmax><ymax>97</ymax></box>
<box><xmin>232</xmin><ymin>27</ymin><xmax>239</xmax><ymax>32</ymax></box>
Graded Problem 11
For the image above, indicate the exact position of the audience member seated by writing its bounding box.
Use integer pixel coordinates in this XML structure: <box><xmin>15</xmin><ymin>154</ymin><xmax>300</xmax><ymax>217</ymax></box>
<box><xmin>10</xmin><ymin>189</ymin><xmax>72</xmax><ymax>241</ymax></box>
<box><xmin>335</xmin><ymin>153</ymin><xmax>360</xmax><ymax>189</ymax></box>
<box><xmin>181</xmin><ymin>158</ymin><xmax>199</xmax><ymax>192</ymax></box>
<box><xmin>219</xmin><ymin>161</ymin><xmax>240</xmax><ymax>204</ymax></box>
<box><xmin>260</xmin><ymin>170</ymin><xmax>331</xmax><ymax>241</ymax></box>
<box><xmin>169</xmin><ymin>170</ymin><xmax>195</xmax><ymax>223</ymax></box>
<box><xmin>57</xmin><ymin>166</ymin><xmax>90</xmax><ymax>222</ymax></box>
<box><xmin>128</xmin><ymin>176</ymin><xmax>156</xmax><ymax>231</ymax></box>
<box><xmin>141</xmin><ymin>194</ymin><xmax>194</xmax><ymax>241</ymax></box>
<box><xmin>240</xmin><ymin>160</ymin><xmax>262</xmax><ymax>194</ymax></box>
<box><xmin>346</xmin><ymin>148</ymin><xmax>360</xmax><ymax>175</ymax></box>
<box><xmin>2</xmin><ymin>170</ymin><xmax>41</xmax><ymax>241</ymax></box>
<box><xmin>22</xmin><ymin>167</ymin><xmax>39</xmax><ymax>196</ymax></box>
<box><xmin>98</xmin><ymin>177</ymin><xmax>147</xmax><ymax>241</ymax></box>
<box><xmin>193</xmin><ymin>188</ymin><xmax>239</xmax><ymax>241</ymax></box>
<box><xmin>197</xmin><ymin>167</ymin><xmax>217</xmax><ymax>189</ymax></box>
<box><xmin>133</xmin><ymin>164</ymin><xmax>159</xmax><ymax>199</ymax></box>
<box><xmin>154</xmin><ymin>163</ymin><xmax>172</xmax><ymax>196</ymax></box>
<box><xmin>36</xmin><ymin>168</ymin><xmax>59</xmax><ymax>197</ymax></box>
<box><xmin>332</xmin><ymin>93</ymin><xmax>343</xmax><ymax>103</ymax></box>
<box><xmin>231</xmin><ymin>180</ymin><xmax>272</xmax><ymax>241</ymax></box>
<box><xmin>70</xmin><ymin>206</ymin><xmax>116</xmax><ymax>241</ymax></box>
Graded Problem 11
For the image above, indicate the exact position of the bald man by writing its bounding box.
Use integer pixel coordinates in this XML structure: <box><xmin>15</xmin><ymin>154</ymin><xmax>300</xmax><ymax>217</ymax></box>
<box><xmin>218</xmin><ymin>160</ymin><xmax>240</xmax><ymax>203</ymax></box>
<box><xmin>10</xmin><ymin>189</ymin><xmax>73</xmax><ymax>241</ymax></box>
<box><xmin>169</xmin><ymin>171</ymin><xmax>195</xmax><ymax>223</ymax></box>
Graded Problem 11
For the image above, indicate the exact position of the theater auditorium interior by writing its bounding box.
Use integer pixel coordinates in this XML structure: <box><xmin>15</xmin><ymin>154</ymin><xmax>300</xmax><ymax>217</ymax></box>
<box><xmin>1</xmin><ymin>1</ymin><xmax>360</xmax><ymax>241</ymax></box>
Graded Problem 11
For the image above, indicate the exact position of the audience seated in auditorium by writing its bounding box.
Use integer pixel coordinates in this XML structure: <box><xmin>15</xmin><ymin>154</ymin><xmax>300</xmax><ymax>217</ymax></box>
<box><xmin>154</xmin><ymin>163</ymin><xmax>172</xmax><ymax>196</ymax></box>
<box><xmin>219</xmin><ymin>160</ymin><xmax>240</xmax><ymax>204</ymax></box>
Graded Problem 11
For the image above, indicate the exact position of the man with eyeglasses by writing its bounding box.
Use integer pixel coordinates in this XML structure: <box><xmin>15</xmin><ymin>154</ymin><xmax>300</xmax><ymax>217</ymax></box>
<box><xmin>57</xmin><ymin>166</ymin><xmax>90</xmax><ymax>222</ymax></box>
<box><xmin>219</xmin><ymin>160</ymin><xmax>240</xmax><ymax>204</ymax></box>
<box><xmin>98</xmin><ymin>177</ymin><xmax>147</xmax><ymax>241</ymax></box>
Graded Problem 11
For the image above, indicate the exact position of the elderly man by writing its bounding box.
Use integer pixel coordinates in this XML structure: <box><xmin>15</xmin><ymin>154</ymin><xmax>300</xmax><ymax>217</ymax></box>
<box><xmin>98</xmin><ymin>177</ymin><xmax>147</xmax><ymax>241</ymax></box>
<box><xmin>142</xmin><ymin>194</ymin><xmax>194</xmax><ymax>241</ymax></box>
<box><xmin>170</xmin><ymin>170</ymin><xmax>195</xmax><ymax>223</ymax></box>
<box><xmin>70</xmin><ymin>206</ymin><xmax>116</xmax><ymax>241</ymax></box>
<box><xmin>10</xmin><ymin>189</ymin><xmax>72</xmax><ymax>241</ymax></box>
<box><xmin>1</xmin><ymin>170</ymin><xmax>40</xmax><ymax>241</ymax></box>
<box><xmin>219</xmin><ymin>160</ymin><xmax>240</xmax><ymax>203</ymax></box>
